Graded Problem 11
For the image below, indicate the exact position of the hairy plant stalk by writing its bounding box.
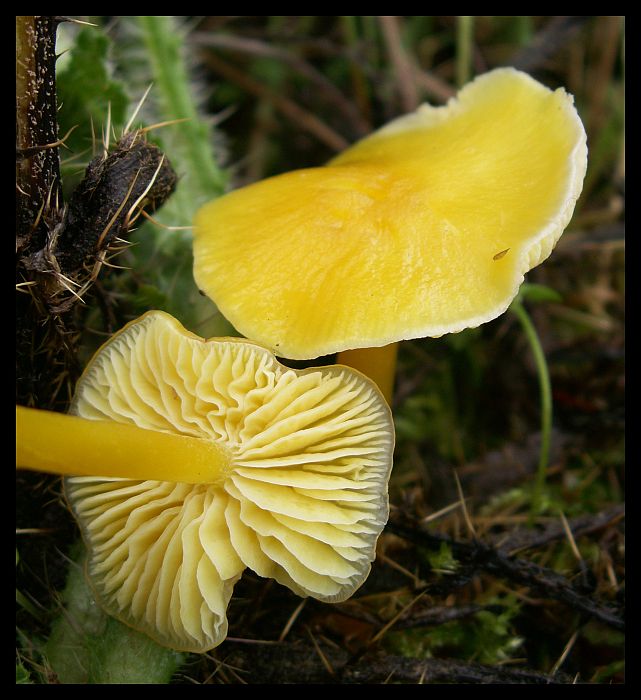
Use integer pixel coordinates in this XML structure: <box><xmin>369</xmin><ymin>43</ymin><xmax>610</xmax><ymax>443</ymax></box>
<box><xmin>136</xmin><ymin>16</ymin><xmax>227</xmax><ymax>203</ymax></box>
<box><xmin>16</xmin><ymin>15</ymin><xmax>77</xmax><ymax>410</ymax></box>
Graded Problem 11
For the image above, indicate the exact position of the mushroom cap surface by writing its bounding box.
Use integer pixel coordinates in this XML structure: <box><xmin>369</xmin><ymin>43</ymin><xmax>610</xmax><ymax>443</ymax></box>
<box><xmin>193</xmin><ymin>68</ymin><xmax>587</xmax><ymax>359</ymax></box>
<box><xmin>65</xmin><ymin>311</ymin><xmax>394</xmax><ymax>652</ymax></box>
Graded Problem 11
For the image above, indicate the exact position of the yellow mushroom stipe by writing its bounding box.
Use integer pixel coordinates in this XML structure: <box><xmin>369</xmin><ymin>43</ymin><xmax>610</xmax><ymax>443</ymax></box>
<box><xmin>193</xmin><ymin>68</ymin><xmax>587</xmax><ymax>362</ymax></box>
<box><xmin>64</xmin><ymin>311</ymin><xmax>394</xmax><ymax>653</ymax></box>
<box><xmin>337</xmin><ymin>343</ymin><xmax>399</xmax><ymax>405</ymax></box>
<box><xmin>16</xmin><ymin>406</ymin><xmax>231</xmax><ymax>485</ymax></box>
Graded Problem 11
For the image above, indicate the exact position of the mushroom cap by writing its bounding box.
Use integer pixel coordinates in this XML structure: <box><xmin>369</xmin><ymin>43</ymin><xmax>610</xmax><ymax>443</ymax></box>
<box><xmin>193</xmin><ymin>68</ymin><xmax>587</xmax><ymax>360</ymax></box>
<box><xmin>65</xmin><ymin>311</ymin><xmax>394</xmax><ymax>653</ymax></box>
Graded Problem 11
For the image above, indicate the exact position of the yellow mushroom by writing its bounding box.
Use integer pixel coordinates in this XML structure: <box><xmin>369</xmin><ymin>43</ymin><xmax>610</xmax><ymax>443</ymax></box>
<box><xmin>16</xmin><ymin>310</ymin><xmax>394</xmax><ymax>653</ymax></box>
<box><xmin>193</xmin><ymin>68</ymin><xmax>587</xmax><ymax>402</ymax></box>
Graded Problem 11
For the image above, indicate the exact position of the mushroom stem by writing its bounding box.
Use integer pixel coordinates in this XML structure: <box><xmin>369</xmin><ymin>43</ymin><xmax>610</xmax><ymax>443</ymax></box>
<box><xmin>15</xmin><ymin>405</ymin><xmax>232</xmax><ymax>485</ymax></box>
<box><xmin>336</xmin><ymin>342</ymin><xmax>398</xmax><ymax>405</ymax></box>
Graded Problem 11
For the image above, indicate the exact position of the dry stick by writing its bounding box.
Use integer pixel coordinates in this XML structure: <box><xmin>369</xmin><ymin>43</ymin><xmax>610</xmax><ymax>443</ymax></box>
<box><xmin>306</xmin><ymin>627</ymin><xmax>336</xmax><ymax>677</ymax></box>
<box><xmin>278</xmin><ymin>599</ymin><xmax>306</xmax><ymax>642</ymax></box>
<box><xmin>333</xmin><ymin>599</ymin><xmax>483</xmax><ymax>633</ymax></box>
<box><xmin>341</xmin><ymin>654</ymin><xmax>572</xmax><ymax>685</ymax></box>
<box><xmin>369</xmin><ymin>591</ymin><xmax>426</xmax><ymax>644</ymax></box>
<box><xmin>412</xmin><ymin>64</ymin><xmax>457</xmax><ymax>103</ymax></box>
<box><xmin>192</xmin><ymin>32</ymin><xmax>370</xmax><ymax>137</ymax></box>
<box><xmin>390</xmin><ymin>604</ymin><xmax>483</xmax><ymax>632</ymax></box>
<box><xmin>386</xmin><ymin>511</ymin><xmax>624</xmax><ymax>632</ymax></box>
<box><xmin>203</xmin><ymin>52</ymin><xmax>349</xmax><ymax>152</ymax></box>
<box><xmin>356</xmin><ymin>17</ymin><xmax>455</xmax><ymax>106</ymax></box>
<box><xmin>378</xmin><ymin>16</ymin><xmax>420</xmax><ymax>112</ymax></box>
<box><xmin>495</xmin><ymin>503</ymin><xmax>625</xmax><ymax>555</ymax></box>
<box><xmin>509</xmin><ymin>16</ymin><xmax>589</xmax><ymax>73</ymax></box>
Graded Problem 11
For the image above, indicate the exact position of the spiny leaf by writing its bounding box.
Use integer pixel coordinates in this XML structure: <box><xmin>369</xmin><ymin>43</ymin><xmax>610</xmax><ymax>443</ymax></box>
<box><xmin>44</xmin><ymin>545</ymin><xmax>185</xmax><ymax>684</ymax></box>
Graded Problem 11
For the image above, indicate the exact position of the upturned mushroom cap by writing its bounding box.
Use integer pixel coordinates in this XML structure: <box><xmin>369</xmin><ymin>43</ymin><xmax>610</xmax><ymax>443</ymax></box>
<box><xmin>65</xmin><ymin>311</ymin><xmax>394</xmax><ymax>653</ymax></box>
<box><xmin>193</xmin><ymin>68</ymin><xmax>587</xmax><ymax>360</ymax></box>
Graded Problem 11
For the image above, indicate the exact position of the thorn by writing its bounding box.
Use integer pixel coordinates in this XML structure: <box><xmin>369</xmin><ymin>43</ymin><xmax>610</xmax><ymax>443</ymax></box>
<box><xmin>453</xmin><ymin>470</ymin><xmax>476</xmax><ymax>538</ymax></box>
<box><xmin>140</xmin><ymin>210</ymin><xmax>192</xmax><ymax>230</ymax></box>
<box><xmin>89</xmin><ymin>115</ymin><xmax>97</xmax><ymax>156</ymax></box>
<box><xmin>138</xmin><ymin>117</ymin><xmax>191</xmax><ymax>134</ymax></box>
<box><xmin>123</xmin><ymin>157</ymin><xmax>165</xmax><ymax>231</ymax></box>
<box><xmin>103</xmin><ymin>102</ymin><xmax>112</xmax><ymax>156</ymax></box>
<box><xmin>30</xmin><ymin>198</ymin><xmax>46</xmax><ymax>233</ymax></box>
<box><xmin>16</xmin><ymin>281</ymin><xmax>38</xmax><ymax>294</ymax></box>
<box><xmin>57</xmin><ymin>124</ymin><xmax>80</xmax><ymax>150</ymax></box>
<box><xmin>43</xmin><ymin>176</ymin><xmax>57</xmax><ymax>213</ymax></box>
<box><xmin>57</xmin><ymin>277</ymin><xmax>86</xmax><ymax>304</ymax></box>
<box><xmin>96</xmin><ymin>170</ymin><xmax>140</xmax><ymax>250</ymax></box>
<box><xmin>101</xmin><ymin>259</ymin><xmax>131</xmax><ymax>270</ymax></box>
<box><xmin>124</xmin><ymin>84</ymin><xmax>154</xmax><ymax>134</ymax></box>
<box><xmin>55</xmin><ymin>17</ymin><xmax>99</xmax><ymax>27</ymax></box>
<box><xmin>106</xmin><ymin>243</ymin><xmax>134</xmax><ymax>255</ymax></box>
<box><xmin>56</xmin><ymin>272</ymin><xmax>81</xmax><ymax>288</ymax></box>
<box><xmin>16</xmin><ymin>125</ymin><xmax>79</xmax><ymax>157</ymax></box>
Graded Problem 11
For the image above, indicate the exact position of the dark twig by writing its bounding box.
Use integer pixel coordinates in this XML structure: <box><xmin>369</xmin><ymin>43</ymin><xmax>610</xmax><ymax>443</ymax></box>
<box><xmin>191</xmin><ymin>32</ymin><xmax>370</xmax><ymax>137</ymax></box>
<box><xmin>222</xmin><ymin>640</ymin><xmax>573</xmax><ymax>684</ymax></box>
<box><xmin>341</xmin><ymin>652</ymin><xmax>572</xmax><ymax>684</ymax></box>
<box><xmin>388</xmin><ymin>604</ymin><xmax>483</xmax><ymax>631</ymax></box>
<box><xmin>507</xmin><ymin>16</ymin><xmax>591</xmax><ymax>73</ymax></box>
<box><xmin>202</xmin><ymin>51</ymin><xmax>349</xmax><ymax>152</ymax></box>
<box><xmin>332</xmin><ymin>600</ymin><xmax>483</xmax><ymax>633</ymax></box>
<box><xmin>387</xmin><ymin>510</ymin><xmax>624</xmax><ymax>632</ymax></box>
<box><xmin>495</xmin><ymin>503</ymin><xmax>625</xmax><ymax>555</ymax></box>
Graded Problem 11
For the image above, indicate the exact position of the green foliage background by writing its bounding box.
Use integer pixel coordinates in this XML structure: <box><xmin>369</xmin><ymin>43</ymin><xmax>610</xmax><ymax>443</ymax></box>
<box><xmin>17</xmin><ymin>16</ymin><xmax>624</xmax><ymax>684</ymax></box>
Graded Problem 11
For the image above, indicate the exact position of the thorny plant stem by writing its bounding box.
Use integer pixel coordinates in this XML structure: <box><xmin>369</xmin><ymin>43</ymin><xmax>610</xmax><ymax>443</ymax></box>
<box><xmin>510</xmin><ymin>300</ymin><xmax>553</xmax><ymax>518</ymax></box>
<box><xmin>16</xmin><ymin>16</ymin><xmax>62</xmax><ymax>241</ymax></box>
